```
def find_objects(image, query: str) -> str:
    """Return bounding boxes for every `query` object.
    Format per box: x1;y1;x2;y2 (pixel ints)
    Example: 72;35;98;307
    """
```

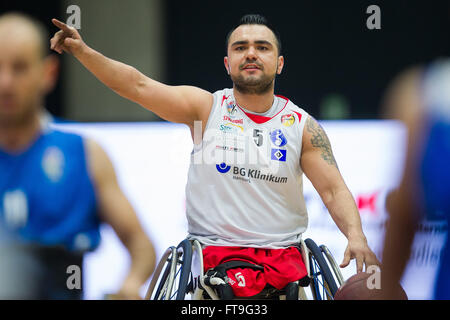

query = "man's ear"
224;56;230;74
42;54;60;94
277;55;284;75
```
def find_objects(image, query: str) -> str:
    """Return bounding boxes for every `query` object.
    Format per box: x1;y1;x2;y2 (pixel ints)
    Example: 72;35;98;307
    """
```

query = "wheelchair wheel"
305;238;339;300
320;244;345;287
146;239;192;300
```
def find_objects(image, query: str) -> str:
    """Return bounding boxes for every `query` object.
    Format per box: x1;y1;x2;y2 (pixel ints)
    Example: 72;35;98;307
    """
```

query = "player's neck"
233;88;275;114
0;114;42;154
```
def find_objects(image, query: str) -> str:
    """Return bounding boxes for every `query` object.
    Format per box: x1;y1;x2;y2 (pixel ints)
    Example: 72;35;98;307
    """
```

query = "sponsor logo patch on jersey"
271;149;287;162
223;115;244;125
269;129;287;147
42;146;65;182
215;164;288;183
215;145;244;153
216;163;231;173
227;102;238;115
220;123;244;133
281;114;295;127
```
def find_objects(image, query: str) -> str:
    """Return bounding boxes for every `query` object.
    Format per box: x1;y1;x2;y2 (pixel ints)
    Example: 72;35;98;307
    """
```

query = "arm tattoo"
306;116;338;168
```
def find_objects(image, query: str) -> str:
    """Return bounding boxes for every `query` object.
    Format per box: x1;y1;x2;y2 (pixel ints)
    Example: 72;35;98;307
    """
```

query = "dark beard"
231;72;275;95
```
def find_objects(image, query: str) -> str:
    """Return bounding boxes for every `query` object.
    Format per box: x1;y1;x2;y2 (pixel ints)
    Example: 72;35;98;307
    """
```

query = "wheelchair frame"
145;238;344;300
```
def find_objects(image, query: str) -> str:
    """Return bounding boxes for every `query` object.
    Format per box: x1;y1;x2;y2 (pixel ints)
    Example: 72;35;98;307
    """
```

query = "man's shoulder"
214;88;232;94
278;99;310;126
213;88;233;101
41;128;85;150
275;94;309;114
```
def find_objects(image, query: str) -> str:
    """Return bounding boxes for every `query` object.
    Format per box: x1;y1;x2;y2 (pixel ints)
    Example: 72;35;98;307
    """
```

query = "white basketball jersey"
186;88;310;248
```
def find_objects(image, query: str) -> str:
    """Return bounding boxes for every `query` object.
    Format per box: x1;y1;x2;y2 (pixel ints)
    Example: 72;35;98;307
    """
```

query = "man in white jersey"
51;14;379;297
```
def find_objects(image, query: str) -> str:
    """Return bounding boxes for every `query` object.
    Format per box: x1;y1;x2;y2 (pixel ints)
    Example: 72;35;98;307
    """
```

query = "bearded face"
230;59;277;95
225;24;283;95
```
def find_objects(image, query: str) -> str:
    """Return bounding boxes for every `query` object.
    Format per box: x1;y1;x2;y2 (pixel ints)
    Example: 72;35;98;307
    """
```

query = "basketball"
334;272;408;300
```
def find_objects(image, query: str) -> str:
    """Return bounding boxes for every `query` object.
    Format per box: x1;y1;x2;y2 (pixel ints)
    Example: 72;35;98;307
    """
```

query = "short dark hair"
225;14;282;56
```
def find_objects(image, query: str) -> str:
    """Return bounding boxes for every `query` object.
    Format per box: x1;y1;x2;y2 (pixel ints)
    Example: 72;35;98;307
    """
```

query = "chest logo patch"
42;146;65;182
271;149;287;162
270;129;287;147
281;114;295;127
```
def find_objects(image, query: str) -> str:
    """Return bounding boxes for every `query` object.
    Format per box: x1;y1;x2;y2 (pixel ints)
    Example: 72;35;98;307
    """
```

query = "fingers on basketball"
334;272;408;300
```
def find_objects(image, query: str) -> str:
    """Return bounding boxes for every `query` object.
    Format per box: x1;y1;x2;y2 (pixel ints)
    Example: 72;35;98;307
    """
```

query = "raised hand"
50;18;85;56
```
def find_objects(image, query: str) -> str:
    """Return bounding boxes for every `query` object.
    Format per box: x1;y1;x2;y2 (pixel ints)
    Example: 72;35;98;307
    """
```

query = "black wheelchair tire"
305;238;339;299
153;239;193;300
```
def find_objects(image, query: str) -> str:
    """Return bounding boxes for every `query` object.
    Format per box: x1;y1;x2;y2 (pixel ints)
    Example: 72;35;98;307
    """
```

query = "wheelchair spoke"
170;264;183;300
147;240;193;300
311;257;333;300
157;277;169;300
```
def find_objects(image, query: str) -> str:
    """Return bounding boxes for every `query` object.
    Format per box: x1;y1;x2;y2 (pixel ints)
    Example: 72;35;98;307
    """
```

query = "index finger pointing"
52;18;71;32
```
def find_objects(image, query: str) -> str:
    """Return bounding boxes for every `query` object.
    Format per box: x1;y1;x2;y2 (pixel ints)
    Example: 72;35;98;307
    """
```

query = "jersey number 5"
253;129;264;147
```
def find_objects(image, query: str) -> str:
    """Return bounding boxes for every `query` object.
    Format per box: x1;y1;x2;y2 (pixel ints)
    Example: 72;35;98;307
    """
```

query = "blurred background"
1;0;449;122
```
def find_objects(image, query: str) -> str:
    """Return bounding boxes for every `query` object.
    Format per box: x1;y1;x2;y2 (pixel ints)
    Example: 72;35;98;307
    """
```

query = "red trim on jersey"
221;94;231;106
237;95;290;124
275;94;290;102
292;110;303;122
240;112;272;124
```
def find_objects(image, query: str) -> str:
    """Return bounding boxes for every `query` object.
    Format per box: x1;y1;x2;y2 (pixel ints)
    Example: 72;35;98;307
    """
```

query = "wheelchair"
145;238;345;300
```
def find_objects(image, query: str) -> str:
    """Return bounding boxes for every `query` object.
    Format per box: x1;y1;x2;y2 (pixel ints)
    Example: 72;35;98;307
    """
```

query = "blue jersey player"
0;13;155;299
381;59;450;299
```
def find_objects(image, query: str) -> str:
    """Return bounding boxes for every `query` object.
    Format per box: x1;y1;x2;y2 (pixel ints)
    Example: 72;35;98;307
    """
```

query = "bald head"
0;12;59;128
0;12;50;61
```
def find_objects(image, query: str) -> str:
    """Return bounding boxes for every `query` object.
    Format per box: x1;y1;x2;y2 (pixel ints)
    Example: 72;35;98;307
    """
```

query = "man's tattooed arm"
305;116;338;168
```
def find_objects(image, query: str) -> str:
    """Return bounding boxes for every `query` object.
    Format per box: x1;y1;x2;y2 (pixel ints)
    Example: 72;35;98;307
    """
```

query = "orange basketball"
334;272;408;300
